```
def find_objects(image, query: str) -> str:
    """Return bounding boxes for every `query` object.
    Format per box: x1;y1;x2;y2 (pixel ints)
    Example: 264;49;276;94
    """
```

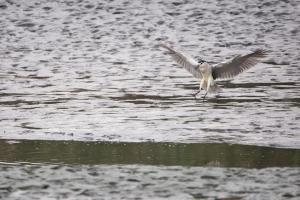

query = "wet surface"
1;0;300;199
0;0;299;147
0;139;300;168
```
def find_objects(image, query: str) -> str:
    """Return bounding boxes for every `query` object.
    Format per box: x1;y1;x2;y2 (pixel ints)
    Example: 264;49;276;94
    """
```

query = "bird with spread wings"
160;43;268;99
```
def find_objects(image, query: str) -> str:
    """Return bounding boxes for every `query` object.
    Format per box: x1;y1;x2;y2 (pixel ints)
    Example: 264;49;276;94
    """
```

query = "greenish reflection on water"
0;139;299;168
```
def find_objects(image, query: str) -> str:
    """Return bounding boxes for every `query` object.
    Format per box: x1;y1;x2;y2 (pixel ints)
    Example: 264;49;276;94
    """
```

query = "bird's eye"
198;59;205;64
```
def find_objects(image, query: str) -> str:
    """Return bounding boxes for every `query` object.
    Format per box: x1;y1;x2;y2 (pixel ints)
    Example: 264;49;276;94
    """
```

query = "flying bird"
160;43;268;99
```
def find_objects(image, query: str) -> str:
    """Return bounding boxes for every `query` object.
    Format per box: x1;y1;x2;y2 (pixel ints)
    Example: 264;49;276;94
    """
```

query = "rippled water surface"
0;0;299;147
1;164;299;200
0;0;299;199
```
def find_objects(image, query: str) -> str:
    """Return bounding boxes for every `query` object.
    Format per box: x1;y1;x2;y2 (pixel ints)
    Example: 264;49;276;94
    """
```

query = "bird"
159;43;268;99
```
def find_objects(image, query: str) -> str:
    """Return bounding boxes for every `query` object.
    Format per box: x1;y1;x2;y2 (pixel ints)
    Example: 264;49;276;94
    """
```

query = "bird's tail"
210;84;222;93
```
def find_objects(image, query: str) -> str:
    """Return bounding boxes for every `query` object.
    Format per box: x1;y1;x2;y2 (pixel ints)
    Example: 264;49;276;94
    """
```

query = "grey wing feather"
212;49;268;80
160;43;202;79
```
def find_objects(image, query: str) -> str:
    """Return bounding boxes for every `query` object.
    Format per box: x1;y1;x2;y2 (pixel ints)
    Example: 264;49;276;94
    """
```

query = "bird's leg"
202;91;208;101
202;77;211;101
194;79;204;98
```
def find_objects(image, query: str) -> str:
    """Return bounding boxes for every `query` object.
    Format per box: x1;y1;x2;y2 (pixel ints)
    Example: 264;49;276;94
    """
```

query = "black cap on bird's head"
198;58;206;64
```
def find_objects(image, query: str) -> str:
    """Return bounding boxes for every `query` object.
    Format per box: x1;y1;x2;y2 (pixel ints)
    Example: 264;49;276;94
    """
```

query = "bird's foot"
193;89;201;98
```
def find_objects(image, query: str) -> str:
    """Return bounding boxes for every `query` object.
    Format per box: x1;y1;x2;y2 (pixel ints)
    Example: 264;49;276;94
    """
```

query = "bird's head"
198;60;209;74
198;58;206;64
198;58;207;73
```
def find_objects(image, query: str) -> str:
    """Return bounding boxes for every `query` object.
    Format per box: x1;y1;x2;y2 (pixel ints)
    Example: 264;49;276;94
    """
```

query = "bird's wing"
160;43;202;79
212;49;268;80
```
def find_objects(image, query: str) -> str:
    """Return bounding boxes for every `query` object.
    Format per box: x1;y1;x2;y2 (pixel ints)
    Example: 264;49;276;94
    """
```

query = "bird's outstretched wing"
160;43;202;79
212;49;268;80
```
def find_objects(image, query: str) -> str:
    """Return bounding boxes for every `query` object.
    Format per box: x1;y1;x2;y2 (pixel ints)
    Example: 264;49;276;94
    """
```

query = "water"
0;0;299;199
1;164;299;200
1;139;300;167
0;139;299;199
0;0;299;147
